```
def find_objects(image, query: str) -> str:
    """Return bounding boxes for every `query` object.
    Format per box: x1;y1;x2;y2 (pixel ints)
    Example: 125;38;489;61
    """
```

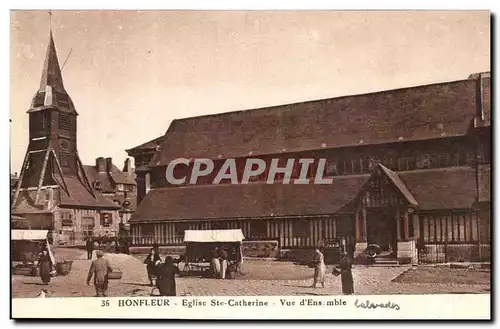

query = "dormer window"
93;180;102;191
33;92;46;108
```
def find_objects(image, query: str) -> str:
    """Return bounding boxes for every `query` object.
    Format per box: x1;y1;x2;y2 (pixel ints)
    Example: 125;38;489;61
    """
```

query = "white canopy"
184;229;245;243
11;229;49;241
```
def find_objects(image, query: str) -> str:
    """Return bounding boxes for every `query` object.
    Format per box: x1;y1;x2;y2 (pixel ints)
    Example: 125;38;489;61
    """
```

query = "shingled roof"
130;165;488;222
130;175;370;222
149;78;480;167
126;135;166;154
58;176;120;209
399;166;488;210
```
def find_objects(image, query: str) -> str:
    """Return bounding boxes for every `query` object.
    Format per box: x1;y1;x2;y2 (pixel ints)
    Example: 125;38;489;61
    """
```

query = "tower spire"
39;12;65;94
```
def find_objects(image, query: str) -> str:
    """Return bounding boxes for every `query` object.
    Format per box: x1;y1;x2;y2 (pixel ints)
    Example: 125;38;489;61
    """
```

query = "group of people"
144;247;180;296
85;235;130;260
210;247;231;279
310;248;354;295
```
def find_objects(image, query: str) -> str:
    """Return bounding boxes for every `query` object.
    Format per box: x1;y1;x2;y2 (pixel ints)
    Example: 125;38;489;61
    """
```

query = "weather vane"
47;10;52;31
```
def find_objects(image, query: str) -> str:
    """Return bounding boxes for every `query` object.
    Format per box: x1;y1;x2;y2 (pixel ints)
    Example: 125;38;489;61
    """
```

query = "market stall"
182;229;244;276
11;229;56;276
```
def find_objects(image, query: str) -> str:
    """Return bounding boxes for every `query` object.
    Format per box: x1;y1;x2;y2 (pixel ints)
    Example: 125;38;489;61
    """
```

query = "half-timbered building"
128;72;491;263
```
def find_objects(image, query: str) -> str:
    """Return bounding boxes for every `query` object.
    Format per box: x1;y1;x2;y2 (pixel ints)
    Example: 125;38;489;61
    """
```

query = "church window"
59;113;71;131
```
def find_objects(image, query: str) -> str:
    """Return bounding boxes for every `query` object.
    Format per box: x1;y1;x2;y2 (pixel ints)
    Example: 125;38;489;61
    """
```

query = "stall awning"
11;229;49;241
184;229;245;243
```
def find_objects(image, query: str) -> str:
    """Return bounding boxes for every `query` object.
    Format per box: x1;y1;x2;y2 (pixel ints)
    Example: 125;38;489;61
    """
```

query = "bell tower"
12;29;95;207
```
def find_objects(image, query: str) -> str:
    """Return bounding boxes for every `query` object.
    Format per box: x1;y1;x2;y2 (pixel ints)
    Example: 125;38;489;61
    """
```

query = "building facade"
11;31;121;245
128;73;491;263
83;157;137;227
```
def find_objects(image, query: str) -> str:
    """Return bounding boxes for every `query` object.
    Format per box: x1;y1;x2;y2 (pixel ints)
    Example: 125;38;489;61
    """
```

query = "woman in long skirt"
337;251;354;295
311;248;326;288
210;248;221;278
38;250;52;285
156;256;180;296
144;248;161;286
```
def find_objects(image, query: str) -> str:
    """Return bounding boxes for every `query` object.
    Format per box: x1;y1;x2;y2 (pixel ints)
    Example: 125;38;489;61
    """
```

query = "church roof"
126;135;166;154
39;31;65;94
130;166;489;223
148;77;483;167
27;30;76;114
130;175;370;222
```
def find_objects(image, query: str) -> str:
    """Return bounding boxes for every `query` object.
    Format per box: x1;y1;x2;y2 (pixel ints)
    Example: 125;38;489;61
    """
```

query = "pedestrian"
144;248;161;286
86;250;112;297
210;248;221;278
218;248;229;279
310;248;326;288
334;251;354;295
38;249;52;285
86;236;94;260
156;256;180;296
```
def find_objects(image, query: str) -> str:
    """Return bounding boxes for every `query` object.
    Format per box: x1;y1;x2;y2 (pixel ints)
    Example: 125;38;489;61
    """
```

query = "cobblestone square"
11;249;490;298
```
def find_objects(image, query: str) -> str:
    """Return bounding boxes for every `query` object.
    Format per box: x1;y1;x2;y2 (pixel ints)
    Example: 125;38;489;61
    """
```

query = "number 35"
101;300;110;307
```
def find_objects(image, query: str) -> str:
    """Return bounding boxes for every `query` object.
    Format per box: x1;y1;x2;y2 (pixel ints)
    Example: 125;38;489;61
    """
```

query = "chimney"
123;158;132;175
44;187;54;211
105;157;113;172
96;157;106;172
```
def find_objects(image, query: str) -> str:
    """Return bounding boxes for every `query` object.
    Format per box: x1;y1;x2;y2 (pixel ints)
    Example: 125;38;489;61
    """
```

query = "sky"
9;10;490;173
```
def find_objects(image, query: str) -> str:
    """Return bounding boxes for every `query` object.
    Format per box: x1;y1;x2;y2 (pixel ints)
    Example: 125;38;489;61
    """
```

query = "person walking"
218;248;229;279
144;248;161;286
38;249;52;285
335;251;354;295
86;250;112;297
156;256;180;296
311;248;326;288
210;248;221;278
86;236;94;260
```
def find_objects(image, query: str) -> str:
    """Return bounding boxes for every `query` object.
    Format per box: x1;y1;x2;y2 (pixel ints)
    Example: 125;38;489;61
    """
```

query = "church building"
128;72;491;264
11;30;121;245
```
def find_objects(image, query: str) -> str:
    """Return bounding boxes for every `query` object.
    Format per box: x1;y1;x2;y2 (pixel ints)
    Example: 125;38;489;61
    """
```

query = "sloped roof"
126;135;166;154
11;189;57;214
399;167;484;210
149;78;479;167
130;175;370;222
84;164;136;189
378;164;418;206
59;176;120;209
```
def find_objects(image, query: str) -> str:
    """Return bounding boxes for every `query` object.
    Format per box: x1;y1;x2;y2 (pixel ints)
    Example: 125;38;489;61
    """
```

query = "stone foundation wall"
397;240;417;265
241;240;279;258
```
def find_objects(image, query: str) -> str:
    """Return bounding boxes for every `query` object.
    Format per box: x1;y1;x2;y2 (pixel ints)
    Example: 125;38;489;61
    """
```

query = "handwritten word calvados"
354;299;400;311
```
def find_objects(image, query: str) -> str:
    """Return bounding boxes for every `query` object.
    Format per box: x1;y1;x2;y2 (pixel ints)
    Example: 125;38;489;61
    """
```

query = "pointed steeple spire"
39;30;65;94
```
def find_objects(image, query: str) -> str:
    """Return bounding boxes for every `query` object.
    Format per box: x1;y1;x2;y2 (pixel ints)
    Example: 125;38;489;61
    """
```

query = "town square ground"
11;249;490;298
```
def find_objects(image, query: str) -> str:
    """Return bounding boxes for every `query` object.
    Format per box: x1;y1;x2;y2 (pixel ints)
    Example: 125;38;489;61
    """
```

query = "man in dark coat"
86;236;94;260
38;250;52;285
87;250;112;297
337;251;354;295
156;256;180;296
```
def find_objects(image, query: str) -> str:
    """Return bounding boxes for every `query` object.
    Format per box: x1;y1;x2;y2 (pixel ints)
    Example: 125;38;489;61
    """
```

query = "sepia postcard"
9;9;491;320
